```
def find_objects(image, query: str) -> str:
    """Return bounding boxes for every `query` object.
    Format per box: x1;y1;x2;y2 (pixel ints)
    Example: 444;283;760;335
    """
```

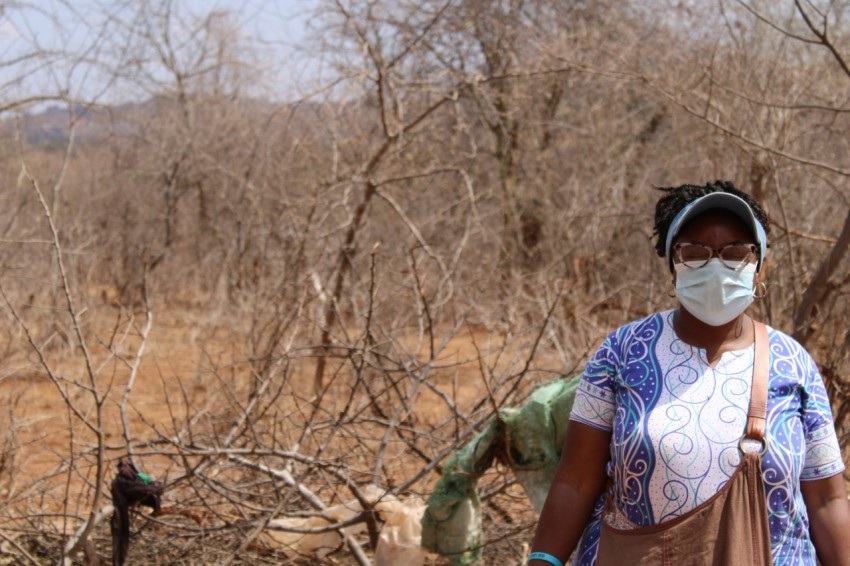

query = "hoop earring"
666;280;676;298
753;281;767;300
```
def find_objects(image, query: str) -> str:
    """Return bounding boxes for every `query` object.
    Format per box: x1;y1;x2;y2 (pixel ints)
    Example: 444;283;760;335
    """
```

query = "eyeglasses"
673;243;757;270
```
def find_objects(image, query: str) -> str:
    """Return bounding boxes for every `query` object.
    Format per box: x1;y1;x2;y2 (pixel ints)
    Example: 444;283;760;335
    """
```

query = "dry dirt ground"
0;303;543;564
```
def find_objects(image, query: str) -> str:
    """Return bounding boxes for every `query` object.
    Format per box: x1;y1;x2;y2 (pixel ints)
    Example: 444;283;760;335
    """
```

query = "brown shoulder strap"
745;321;770;440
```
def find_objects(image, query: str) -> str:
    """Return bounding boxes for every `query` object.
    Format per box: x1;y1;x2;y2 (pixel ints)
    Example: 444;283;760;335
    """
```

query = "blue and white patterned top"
570;310;844;565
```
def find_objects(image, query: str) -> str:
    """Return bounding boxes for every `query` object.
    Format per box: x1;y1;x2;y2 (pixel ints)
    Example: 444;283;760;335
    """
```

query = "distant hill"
1;96;306;147
0;103;113;146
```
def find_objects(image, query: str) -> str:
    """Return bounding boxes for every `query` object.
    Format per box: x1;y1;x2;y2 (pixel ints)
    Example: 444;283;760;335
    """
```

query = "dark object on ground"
111;460;163;566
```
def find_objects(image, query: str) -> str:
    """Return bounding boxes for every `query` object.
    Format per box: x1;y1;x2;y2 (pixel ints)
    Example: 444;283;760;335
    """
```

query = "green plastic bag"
421;377;580;564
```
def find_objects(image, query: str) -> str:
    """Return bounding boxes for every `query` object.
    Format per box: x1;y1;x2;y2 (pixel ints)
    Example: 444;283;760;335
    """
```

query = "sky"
0;0;325;109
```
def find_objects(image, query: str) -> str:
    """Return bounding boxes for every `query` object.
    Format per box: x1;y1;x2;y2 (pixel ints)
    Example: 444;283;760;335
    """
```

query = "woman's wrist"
528;551;564;566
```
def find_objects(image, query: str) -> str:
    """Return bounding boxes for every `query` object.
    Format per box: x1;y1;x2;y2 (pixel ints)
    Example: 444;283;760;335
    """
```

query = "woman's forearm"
802;474;850;566
529;479;601;564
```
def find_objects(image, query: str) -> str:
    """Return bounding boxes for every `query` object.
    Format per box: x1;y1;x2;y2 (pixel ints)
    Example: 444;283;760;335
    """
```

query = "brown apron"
597;321;773;566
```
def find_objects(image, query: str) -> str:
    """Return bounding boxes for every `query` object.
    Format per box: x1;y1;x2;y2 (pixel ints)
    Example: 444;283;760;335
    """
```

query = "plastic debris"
263;484;430;565
421;377;580;564
111;460;163;566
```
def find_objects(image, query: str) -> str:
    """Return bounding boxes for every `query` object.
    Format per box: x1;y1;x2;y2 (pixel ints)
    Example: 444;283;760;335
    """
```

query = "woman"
529;182;850;566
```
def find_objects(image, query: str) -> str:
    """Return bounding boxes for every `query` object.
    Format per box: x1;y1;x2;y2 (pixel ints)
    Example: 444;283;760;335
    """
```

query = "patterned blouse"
569;310;844;565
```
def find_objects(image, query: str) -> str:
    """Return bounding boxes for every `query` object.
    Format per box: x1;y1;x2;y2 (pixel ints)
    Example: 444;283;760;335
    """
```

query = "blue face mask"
675;259;756;326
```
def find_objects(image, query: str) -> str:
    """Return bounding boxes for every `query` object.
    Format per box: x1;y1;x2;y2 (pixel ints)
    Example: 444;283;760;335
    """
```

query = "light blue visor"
665;192;767;272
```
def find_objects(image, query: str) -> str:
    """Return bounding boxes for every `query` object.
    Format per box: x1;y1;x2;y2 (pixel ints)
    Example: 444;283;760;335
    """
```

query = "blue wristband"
529;551;564;566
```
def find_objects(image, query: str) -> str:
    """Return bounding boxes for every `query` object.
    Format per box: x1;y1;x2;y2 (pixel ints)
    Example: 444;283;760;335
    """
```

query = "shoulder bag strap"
745;320;770;441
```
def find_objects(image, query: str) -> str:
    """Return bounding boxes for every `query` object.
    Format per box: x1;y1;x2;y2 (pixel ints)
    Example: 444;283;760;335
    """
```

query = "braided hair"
653;180;771;259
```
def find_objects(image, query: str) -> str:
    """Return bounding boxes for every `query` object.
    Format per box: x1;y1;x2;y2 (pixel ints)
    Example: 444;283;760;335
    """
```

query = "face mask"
674;259;757;326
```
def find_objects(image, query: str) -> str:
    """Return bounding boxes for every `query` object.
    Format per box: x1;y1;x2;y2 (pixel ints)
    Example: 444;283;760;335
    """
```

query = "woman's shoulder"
615;310;672;336
763;323;809;354
604;310;672;349
760;322;820;374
